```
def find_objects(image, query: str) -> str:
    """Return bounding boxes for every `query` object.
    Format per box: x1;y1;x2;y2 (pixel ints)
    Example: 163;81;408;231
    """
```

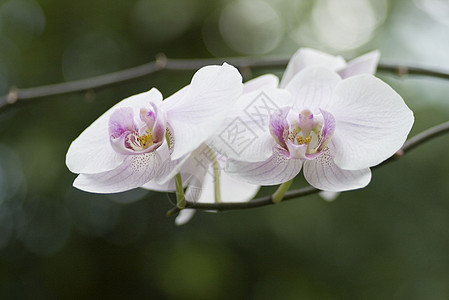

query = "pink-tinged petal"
109;107;137;138
161;63;243;160
286;140;308;159
109;131;163;156
285;66;341;113
318;109;336;151
338;50;380;78
73;149;168;193
140;102;167;143
209;87;292;163
108;106;164;156
280;48;346;88
225;148;302;185
328;75;414;170
243;74;279;93
269;107;290;149
303;148;372;192
66;88;163;174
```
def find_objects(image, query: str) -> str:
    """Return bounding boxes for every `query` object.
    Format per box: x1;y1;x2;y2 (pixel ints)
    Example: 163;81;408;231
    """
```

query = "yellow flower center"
296;135;312;145
137;133;153;149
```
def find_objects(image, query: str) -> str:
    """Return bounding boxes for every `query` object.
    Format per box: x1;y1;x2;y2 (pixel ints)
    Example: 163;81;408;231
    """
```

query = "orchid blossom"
280;48;381;200
66;63;243;193
280;47;380;88
141;75;279;224
223;66;414;192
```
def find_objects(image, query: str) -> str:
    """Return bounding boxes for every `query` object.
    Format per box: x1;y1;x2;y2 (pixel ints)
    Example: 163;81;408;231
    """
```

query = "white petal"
219;171;260;202
154;153;191;185
303;148;372;192
189;170;260;204
141;179;176;192
141;151;200;192
177;162;259;225
319;191;340;202
184;167;208;203
285;66;341;113
177;149;259;224
225;148;303;185
175;209;196;226
209;87;291;162
154;143;212;185
328;75;414;170
73;149;165;193
162;63;243;160
280;48;346;88
338;50;380;78
66;88;163;174
243;74;279;93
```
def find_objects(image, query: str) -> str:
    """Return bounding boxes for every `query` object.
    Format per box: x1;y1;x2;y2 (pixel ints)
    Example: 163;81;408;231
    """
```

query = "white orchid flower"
280;47;380;88
66;63;243;193
142;74;279;224
224;66;414;192
281;48;381;200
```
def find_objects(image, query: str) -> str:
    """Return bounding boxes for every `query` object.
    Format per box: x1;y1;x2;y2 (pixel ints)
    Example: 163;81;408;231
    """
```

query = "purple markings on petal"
109;107;137;138
151;106;167;143
269;107;290;150
140;102;167;144
140;103;157;128
318;109;336;151
109;104;167;156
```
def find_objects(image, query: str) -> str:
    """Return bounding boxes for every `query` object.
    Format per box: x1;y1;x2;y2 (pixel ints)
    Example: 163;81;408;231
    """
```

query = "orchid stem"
164;131;185;209
175;173;186;209
272;179;294;204
207;147;222;203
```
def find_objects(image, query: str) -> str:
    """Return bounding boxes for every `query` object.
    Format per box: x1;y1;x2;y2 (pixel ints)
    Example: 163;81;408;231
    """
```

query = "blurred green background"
1;0;449;298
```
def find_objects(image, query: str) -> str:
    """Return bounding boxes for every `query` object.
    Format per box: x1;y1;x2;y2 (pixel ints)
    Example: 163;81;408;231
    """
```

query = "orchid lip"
109;104;167;155
269;107;335;160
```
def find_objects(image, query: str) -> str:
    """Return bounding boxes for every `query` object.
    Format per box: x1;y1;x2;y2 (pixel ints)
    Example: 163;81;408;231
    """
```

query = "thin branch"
167;120;449;216
378;63;449;81
1;54;449;110
166;186;318;216
0;55;289;110
402;121;449;153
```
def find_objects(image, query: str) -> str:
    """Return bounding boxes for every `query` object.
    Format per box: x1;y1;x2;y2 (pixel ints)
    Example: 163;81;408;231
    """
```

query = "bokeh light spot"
17;198;71;256
0;0;45;48
61;33;123;81
66;189;121;237
311;0;386;51
219;0;283;55
131;0;197;44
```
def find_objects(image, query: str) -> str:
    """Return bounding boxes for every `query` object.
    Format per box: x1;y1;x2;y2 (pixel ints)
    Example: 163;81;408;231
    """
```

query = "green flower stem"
207;147;222;203
272;179;294;204
165;131;185;209
175;173;186;209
